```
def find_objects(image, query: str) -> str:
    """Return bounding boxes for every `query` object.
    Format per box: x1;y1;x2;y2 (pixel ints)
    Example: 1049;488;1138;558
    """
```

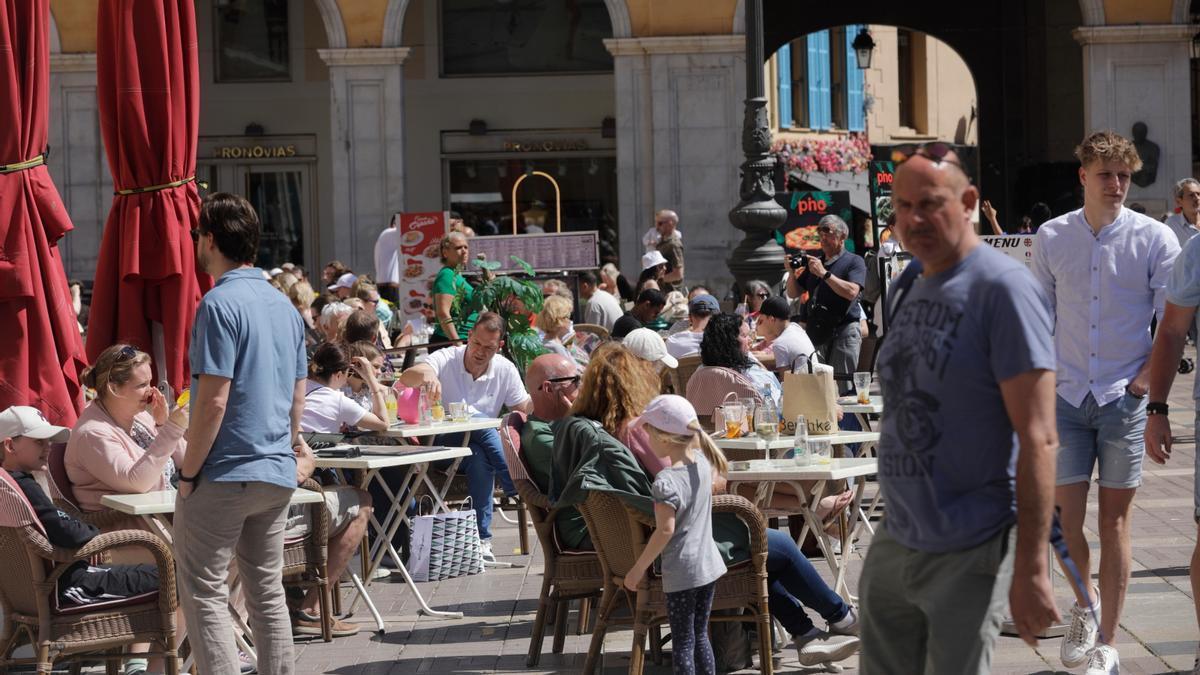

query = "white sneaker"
1061;599;1100;668
829;606;859;636
371;567;392;580
1085;644;1119;675
481;539;496;564
794;631;861;666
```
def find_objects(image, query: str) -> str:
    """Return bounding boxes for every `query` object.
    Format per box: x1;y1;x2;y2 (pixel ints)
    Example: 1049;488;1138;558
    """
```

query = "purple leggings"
665;581;717;675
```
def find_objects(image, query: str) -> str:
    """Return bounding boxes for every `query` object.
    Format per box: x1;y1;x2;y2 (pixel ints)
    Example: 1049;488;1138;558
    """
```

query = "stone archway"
47;7;60;54
310;0;347;49
381;0;633;46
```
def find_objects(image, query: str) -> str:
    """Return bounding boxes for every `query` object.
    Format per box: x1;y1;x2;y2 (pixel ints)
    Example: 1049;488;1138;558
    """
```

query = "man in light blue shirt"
174;193;309;675
1031;131;1180;674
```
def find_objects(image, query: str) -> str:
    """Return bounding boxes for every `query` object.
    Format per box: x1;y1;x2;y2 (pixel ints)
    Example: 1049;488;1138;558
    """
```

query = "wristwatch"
178;472;199;483
1146;401;1169;416
822;270;833;280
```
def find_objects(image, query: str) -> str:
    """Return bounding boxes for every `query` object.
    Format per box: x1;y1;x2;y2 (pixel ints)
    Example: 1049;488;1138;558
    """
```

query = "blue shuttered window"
845;25;865;131
777;44;793;128
807;31;831;130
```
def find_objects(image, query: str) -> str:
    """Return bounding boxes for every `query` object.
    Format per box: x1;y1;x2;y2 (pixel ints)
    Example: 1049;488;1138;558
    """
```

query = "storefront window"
214;0;290;82
441;0;614;76
447;157;619;262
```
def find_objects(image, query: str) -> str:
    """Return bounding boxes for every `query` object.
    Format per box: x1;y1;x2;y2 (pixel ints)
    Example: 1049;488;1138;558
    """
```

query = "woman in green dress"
431;231;478;344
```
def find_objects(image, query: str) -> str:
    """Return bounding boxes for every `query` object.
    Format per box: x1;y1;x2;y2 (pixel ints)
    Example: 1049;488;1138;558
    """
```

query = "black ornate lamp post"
727;0;787;290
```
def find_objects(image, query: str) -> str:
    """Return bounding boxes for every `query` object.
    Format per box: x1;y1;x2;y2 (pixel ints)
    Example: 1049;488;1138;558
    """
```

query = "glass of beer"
853;372;872;404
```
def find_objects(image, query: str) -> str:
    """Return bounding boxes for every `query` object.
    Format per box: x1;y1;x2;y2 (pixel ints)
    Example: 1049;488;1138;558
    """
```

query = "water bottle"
419;385;432;425
793;415;812;466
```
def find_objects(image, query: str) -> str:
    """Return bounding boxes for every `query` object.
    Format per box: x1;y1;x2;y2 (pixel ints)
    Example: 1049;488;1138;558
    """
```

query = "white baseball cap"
329;272;357;291
630;395;698;436
623;328;679;369
0;406;70;443
641;250;668;271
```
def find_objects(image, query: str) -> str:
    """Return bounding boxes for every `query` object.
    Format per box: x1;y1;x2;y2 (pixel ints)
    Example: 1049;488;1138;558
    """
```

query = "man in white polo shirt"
400;312;532;562
755;296;819;374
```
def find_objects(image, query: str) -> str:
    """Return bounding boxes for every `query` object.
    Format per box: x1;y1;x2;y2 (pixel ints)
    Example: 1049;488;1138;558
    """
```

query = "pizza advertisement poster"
774;190;853;254
397;211;449;318
868;160;895;249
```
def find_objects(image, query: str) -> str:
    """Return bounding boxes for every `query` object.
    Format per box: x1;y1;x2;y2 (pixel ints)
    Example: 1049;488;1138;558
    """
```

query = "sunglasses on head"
890;142;970;177
115;345;138;362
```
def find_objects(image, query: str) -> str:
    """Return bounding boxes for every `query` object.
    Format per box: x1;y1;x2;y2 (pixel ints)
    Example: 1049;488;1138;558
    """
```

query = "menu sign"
396;211;449;318
980;235;1035;268
468;232;600;273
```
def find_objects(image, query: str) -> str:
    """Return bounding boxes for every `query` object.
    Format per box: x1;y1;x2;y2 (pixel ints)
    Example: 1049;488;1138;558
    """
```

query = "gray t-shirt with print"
877;244;1055;553
651;451;726;593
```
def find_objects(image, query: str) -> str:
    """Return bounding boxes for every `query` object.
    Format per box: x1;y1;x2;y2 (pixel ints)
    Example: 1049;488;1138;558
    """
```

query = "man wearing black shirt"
613;288;667;339
785;215;867;392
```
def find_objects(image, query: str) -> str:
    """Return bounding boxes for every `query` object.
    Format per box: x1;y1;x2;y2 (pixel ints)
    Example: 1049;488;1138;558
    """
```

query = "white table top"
715;430;880;451
101;488;323;516
313;445;471;470
837;398;884;414
727;457;878;481
377;418;502;438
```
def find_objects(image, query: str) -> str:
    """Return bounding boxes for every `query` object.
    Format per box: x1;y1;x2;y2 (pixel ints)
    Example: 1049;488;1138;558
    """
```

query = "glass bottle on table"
419;384;432;425
792;415;811;466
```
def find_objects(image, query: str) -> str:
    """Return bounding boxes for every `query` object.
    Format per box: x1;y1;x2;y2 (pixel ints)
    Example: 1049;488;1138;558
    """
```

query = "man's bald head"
526;354;575;390
892;149;980;275
526;354;580;420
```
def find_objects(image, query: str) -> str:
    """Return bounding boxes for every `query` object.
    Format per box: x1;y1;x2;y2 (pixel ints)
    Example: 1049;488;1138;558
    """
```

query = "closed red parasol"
86;0;209;396
0;0;87;425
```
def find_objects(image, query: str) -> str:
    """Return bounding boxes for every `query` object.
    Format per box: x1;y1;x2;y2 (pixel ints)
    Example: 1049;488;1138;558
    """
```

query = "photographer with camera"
785;215;867;393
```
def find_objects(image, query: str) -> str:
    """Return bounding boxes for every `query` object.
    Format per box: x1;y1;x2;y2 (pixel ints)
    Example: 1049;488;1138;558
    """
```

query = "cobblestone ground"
38;349;1200;673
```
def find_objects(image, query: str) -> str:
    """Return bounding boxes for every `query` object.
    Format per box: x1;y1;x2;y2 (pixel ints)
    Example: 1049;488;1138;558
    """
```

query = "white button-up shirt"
1031;207;1180;407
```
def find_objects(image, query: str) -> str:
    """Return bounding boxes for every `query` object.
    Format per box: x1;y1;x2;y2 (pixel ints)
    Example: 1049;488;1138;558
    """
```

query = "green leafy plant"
464;255;546;376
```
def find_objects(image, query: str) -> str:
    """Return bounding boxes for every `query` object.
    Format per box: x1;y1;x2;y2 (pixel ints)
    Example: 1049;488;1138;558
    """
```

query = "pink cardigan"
64;402;187;512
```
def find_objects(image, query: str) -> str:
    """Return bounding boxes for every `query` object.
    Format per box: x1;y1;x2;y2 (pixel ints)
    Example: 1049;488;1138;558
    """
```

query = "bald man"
521;354;581;491
653;209;684;293
859;146;1060;673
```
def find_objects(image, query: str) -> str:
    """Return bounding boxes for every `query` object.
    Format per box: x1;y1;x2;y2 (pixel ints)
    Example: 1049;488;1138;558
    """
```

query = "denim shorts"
1055;392;1146;489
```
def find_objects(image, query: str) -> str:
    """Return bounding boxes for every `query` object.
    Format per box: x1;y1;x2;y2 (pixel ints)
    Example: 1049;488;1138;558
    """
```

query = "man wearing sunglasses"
519;354;582;493
860;144;1061;673
1031;131;1180;674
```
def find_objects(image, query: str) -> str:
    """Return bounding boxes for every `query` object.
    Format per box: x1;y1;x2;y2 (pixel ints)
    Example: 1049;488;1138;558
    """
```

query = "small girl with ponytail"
623;394;729;675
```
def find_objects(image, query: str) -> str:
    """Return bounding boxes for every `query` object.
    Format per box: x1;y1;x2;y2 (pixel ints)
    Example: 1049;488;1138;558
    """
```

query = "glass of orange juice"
722;403;744;438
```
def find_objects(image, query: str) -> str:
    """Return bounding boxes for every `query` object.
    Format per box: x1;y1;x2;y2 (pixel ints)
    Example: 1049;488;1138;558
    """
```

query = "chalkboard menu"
469;232;600;272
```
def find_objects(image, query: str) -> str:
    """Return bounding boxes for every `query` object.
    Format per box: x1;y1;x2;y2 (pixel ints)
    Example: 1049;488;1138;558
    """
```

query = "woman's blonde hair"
288;280;316;310
644;421;729;475
538;295;573;335
81;344;151;399
570;343;660;435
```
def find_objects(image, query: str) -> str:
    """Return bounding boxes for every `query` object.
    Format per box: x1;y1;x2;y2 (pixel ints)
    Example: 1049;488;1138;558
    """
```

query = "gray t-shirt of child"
651;452;727;593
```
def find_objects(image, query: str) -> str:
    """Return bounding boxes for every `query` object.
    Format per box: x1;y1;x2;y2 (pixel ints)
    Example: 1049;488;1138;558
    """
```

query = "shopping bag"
407;499;484;582
780;354;838;436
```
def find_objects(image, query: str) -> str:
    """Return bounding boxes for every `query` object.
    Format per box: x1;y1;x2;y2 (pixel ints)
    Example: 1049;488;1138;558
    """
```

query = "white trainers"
794;631;861;666
481;539;496;564
1061;599;1100;668
1085;644;1119;675
829;606;859;636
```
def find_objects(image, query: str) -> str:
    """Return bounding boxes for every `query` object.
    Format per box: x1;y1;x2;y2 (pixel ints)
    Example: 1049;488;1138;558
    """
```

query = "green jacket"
550;416;750;564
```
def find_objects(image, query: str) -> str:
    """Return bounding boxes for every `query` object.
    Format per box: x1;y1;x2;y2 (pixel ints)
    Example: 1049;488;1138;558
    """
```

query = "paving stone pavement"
34;350;1200;673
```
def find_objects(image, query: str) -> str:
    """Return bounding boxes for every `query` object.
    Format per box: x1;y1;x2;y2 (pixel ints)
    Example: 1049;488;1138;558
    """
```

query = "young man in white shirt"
400;312;532;561
754;296;818;374
1031;130;1181;674
579;269;623;333
664;293;719;360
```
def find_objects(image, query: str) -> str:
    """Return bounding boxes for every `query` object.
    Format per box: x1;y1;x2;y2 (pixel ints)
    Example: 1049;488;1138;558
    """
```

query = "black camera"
788;253;808;270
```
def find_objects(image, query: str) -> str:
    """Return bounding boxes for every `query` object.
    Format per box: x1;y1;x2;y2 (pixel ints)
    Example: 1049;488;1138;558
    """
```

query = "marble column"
605;35;747;294
47;53;112;281
317;47;410;273
1074;25;1194;215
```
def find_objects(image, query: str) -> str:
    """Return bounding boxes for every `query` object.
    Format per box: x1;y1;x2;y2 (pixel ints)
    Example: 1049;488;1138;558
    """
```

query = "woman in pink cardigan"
65;344;189;513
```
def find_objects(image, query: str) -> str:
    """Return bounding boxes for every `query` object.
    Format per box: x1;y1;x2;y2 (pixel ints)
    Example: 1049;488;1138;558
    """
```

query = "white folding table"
726;458;878;600
315;445;472;626
101;488;323;672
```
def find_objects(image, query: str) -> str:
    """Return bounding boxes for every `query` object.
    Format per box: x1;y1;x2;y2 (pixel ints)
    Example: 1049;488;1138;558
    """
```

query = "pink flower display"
772;134;872;175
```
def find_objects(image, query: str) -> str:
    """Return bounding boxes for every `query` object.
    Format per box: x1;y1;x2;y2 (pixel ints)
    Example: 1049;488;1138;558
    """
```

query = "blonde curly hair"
570;342;661;436
1074;130;1142;172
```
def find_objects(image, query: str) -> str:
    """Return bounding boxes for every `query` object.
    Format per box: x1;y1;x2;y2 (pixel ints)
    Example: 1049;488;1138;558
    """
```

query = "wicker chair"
48;444;137;533
499;411;605;666
578;491;773;675
667;354;703;397
572;323;611;342
283;479;333;642
0;471;179;674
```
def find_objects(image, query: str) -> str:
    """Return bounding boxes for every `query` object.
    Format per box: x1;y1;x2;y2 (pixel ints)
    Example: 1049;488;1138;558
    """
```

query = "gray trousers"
859;524;1015;675
175;480;295;675
817;321;862;395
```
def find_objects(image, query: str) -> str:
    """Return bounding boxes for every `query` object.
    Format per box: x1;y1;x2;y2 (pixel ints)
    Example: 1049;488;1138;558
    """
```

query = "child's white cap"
630;395;698;436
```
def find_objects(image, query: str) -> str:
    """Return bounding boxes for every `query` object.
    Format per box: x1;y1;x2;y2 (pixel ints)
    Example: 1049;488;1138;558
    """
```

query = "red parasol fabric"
87;0;209;396
0;0;87;426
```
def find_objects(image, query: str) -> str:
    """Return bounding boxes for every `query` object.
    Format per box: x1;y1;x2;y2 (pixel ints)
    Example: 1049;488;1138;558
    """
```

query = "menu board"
396;211;449;319
980;235;1035;268
468;232;600;272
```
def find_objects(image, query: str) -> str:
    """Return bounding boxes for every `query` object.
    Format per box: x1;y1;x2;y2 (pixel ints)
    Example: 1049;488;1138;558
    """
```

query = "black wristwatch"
822;270;833;280
178;472;199;483
1146;401;1169;416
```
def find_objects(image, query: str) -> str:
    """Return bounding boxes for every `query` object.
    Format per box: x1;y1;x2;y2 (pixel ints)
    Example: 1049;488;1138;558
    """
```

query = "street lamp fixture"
852;28;875;70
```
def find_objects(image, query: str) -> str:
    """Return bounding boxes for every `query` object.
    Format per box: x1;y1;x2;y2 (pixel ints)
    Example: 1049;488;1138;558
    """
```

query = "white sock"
832;607;857;630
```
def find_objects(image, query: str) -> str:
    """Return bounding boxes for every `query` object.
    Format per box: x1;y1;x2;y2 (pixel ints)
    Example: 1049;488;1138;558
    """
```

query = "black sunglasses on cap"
890;142;970;177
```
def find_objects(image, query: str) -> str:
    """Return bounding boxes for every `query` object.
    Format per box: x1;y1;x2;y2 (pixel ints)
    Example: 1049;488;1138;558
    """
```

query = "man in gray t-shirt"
1145;232;1200;667
860;146;1061;674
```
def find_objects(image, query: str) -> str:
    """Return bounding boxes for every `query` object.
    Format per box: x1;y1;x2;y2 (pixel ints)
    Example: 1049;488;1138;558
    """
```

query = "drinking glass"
853;372;873;404
740;397;756;431
809;437;833;465
430;400;445;423
448;401;468;422
754;406;779;441
723;403;745;438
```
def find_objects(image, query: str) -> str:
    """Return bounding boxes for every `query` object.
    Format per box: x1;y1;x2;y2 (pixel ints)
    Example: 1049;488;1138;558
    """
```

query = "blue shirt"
1167;233;1200;402
1031;207;1179;407
877;244;1055;553
189;267;306;488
